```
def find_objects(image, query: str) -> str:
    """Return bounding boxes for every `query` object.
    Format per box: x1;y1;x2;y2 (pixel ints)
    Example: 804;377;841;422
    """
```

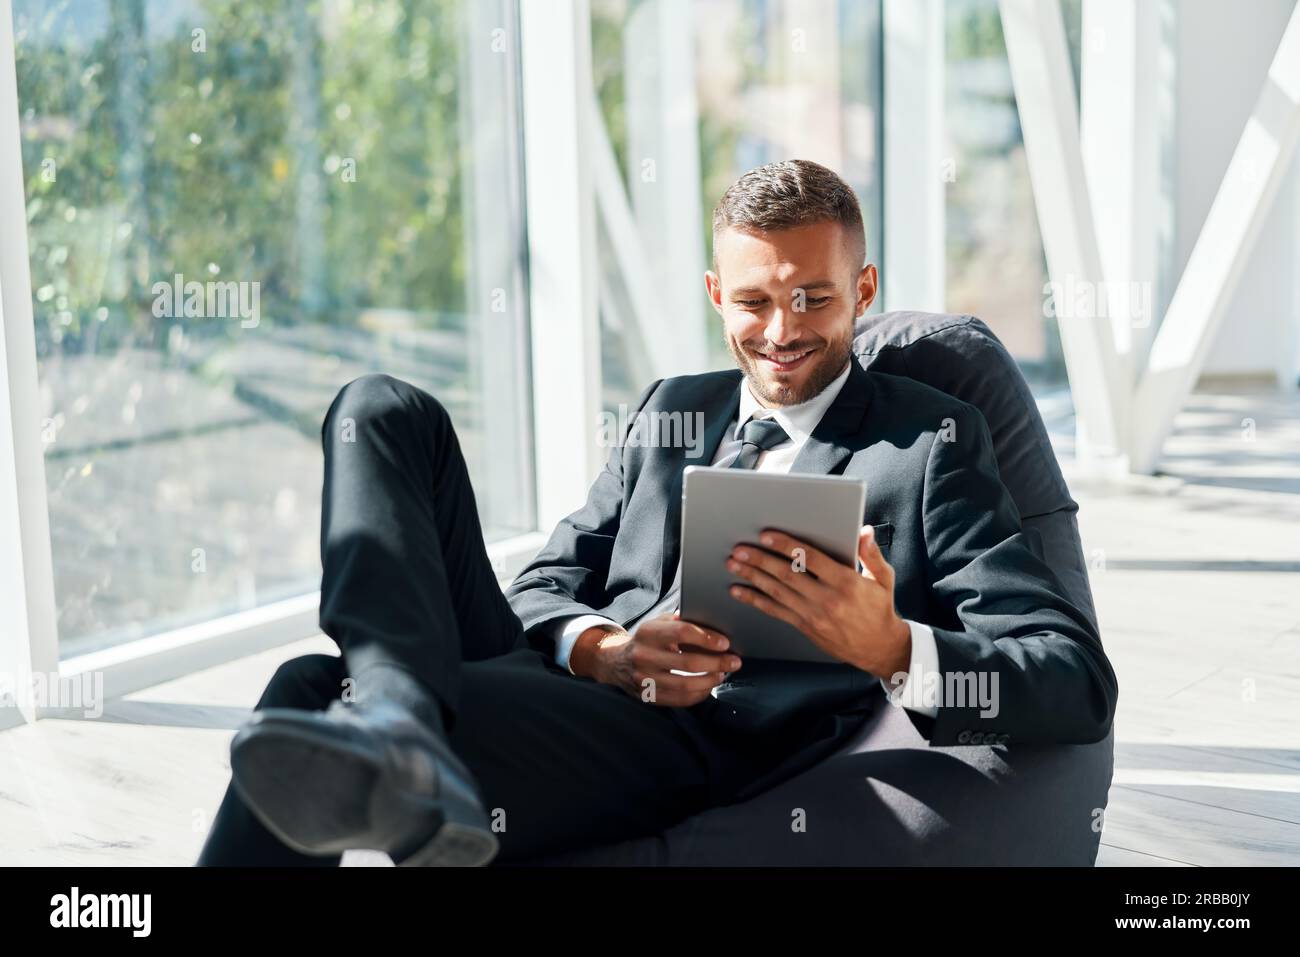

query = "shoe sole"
230;712;498;867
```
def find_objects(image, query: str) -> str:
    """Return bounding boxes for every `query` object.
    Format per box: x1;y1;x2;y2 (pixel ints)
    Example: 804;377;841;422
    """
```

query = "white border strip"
0;0;59;726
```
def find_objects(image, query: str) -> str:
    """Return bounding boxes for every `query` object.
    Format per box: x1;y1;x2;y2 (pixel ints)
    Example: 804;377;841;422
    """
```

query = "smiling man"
198;159;1117;868
712;196;868;405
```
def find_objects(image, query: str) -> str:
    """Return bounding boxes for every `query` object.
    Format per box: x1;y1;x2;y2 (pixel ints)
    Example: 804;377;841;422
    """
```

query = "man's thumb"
858;524;887;580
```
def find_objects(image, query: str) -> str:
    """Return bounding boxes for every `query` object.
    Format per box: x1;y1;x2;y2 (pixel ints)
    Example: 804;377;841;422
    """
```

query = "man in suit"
197;159;1117;867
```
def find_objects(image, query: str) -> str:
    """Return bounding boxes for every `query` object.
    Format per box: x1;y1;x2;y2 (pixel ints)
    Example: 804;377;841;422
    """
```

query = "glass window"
591;0;885;411
943;0;1082;397
13;0;532;655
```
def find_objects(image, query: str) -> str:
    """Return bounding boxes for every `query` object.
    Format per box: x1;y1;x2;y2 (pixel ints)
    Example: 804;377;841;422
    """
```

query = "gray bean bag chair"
515;311;1115;866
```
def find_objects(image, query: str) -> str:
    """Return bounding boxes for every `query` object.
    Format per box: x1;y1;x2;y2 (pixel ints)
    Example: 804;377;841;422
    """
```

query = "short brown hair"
710;159;866;271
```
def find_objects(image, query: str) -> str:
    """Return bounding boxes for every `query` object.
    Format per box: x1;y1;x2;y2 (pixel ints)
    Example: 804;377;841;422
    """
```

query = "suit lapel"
788;360;874;476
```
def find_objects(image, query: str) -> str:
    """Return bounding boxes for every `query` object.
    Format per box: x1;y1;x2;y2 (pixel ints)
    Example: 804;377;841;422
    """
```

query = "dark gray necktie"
728;417;790;470
630;415;791;633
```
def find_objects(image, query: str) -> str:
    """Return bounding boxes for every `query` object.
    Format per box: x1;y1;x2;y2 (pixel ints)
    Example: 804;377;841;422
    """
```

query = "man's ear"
855;263;878;318
704;270;725;317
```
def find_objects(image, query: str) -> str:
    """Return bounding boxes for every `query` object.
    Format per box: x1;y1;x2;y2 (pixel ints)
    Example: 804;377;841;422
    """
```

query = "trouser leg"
198;648;846;865
202;371;529;865
318;373;525;729
448;650;844;862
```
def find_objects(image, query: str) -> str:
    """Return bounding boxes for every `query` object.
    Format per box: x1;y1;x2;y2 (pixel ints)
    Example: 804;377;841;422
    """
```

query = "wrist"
868;616;912;681
569;623;626;679
888;616;912;677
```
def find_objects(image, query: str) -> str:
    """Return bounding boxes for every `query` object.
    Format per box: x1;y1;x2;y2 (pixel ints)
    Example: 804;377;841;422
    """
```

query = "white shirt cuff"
879;620;940;718
553;614;622;674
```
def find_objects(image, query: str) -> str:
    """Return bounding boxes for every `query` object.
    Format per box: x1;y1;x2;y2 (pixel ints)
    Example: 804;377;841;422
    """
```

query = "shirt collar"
735;359;853;446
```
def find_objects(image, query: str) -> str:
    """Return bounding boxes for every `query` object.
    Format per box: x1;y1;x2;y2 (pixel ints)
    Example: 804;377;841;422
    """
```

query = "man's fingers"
754;529;851;582
656;671;727;704
858;524;891;583
727;552;813;610
642;616;729;651
676;620;730;650
629;670;726;707
729;583;805;630
640;646;741;676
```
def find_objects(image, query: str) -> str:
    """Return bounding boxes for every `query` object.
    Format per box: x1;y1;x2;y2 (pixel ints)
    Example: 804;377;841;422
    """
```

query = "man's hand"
726;525;911;680
570;613;741;707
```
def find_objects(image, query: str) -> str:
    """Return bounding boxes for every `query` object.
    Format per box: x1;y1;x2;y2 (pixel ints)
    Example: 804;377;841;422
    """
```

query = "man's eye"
736;299;765;307
806;296;831;307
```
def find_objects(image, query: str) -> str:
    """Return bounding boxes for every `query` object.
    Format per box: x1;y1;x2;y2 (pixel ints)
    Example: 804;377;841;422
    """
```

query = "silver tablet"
678;466;868;663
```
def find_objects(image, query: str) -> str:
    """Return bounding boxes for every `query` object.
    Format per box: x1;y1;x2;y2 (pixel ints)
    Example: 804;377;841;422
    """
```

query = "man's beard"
725;324;855;406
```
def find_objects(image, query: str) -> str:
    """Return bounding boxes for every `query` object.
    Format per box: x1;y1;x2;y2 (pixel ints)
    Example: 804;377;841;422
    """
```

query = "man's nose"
763;307;802;346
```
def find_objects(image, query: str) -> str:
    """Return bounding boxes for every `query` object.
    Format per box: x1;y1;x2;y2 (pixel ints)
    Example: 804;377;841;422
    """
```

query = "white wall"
1174;0;1299;385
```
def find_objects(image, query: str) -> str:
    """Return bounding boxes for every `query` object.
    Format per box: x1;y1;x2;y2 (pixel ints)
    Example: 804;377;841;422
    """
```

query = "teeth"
763;351;808;363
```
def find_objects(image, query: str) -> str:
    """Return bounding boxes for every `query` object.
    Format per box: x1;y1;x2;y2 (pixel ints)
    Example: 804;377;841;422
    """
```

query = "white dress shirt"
550;361;939;718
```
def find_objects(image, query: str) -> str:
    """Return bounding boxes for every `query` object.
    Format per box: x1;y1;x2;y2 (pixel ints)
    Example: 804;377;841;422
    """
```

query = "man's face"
705;220;877;407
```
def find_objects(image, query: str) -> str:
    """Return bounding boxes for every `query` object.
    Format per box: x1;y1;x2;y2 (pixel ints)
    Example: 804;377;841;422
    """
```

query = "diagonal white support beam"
595;253;654;389
1000;0;1126;466
1130;3;1300;474
589;92;677;383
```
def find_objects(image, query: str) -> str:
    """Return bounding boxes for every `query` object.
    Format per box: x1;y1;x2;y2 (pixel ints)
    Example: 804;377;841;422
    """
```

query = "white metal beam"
519;0;603;529
1080;0;1166;364
883;0;945;312
1000;0;1127;468
0;0;59;726
1130;2;1300;472
460;0;535;535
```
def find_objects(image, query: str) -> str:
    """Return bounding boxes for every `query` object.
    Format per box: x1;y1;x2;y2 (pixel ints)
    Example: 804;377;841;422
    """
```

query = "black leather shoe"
229;698;498;866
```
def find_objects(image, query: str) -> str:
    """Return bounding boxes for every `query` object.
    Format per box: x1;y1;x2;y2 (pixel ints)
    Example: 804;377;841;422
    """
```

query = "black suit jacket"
505;362;1118;747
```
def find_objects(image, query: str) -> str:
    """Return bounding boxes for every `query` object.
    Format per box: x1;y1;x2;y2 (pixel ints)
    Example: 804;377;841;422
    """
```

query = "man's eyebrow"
729;280;838;297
